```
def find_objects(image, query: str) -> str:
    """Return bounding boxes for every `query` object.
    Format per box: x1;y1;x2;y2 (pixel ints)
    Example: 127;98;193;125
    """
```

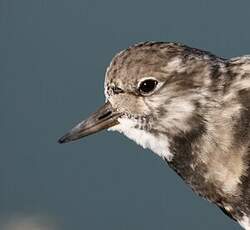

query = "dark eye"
139;79;158;94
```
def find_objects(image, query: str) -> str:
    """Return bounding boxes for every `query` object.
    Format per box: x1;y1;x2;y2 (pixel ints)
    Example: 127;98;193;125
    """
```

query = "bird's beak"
58;101;121;144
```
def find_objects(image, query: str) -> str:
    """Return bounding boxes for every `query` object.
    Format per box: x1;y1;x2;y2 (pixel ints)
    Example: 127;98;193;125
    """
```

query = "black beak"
58;101;121;144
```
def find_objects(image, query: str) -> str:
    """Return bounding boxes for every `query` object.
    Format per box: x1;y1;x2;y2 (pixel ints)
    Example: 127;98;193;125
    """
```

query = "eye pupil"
139;79;158;94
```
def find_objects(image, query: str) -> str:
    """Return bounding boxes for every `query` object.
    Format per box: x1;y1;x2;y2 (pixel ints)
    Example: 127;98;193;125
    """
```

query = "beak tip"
58;135;69;144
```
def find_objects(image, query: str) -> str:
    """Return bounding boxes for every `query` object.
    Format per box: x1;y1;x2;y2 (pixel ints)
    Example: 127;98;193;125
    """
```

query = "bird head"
58;42;214;160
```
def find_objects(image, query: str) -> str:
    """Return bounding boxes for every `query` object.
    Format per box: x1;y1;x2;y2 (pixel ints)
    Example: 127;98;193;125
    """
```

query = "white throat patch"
108;117;173;161
239;215;250;230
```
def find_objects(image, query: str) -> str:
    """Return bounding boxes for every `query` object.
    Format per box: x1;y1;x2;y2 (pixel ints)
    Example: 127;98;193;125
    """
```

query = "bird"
58;41;250;229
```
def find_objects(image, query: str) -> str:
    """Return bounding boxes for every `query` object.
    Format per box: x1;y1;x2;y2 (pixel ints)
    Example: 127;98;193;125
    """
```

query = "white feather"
239;215;250;230
109;117;173;161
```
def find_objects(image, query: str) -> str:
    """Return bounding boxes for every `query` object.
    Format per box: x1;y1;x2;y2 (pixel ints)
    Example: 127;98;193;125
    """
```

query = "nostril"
113;87;124;94
98;111;112;120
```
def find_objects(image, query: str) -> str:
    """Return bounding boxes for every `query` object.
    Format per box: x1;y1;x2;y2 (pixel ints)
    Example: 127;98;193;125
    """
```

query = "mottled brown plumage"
59;42;250;229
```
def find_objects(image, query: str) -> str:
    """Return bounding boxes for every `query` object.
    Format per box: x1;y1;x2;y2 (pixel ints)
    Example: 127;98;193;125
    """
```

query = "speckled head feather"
59;41;250;230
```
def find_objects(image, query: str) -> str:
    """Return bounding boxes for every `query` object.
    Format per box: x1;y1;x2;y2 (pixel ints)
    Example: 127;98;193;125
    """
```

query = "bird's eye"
138;79;158;95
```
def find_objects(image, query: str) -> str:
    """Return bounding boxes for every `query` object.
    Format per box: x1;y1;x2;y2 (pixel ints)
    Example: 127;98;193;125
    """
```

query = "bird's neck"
111;100;250;222
167;96;250;222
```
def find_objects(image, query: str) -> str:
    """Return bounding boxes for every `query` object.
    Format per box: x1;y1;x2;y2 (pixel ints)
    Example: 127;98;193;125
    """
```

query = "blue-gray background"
1;0;249;229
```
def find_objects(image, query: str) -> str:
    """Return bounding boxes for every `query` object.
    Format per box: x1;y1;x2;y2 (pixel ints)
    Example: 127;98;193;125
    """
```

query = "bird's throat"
109;117;174;161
